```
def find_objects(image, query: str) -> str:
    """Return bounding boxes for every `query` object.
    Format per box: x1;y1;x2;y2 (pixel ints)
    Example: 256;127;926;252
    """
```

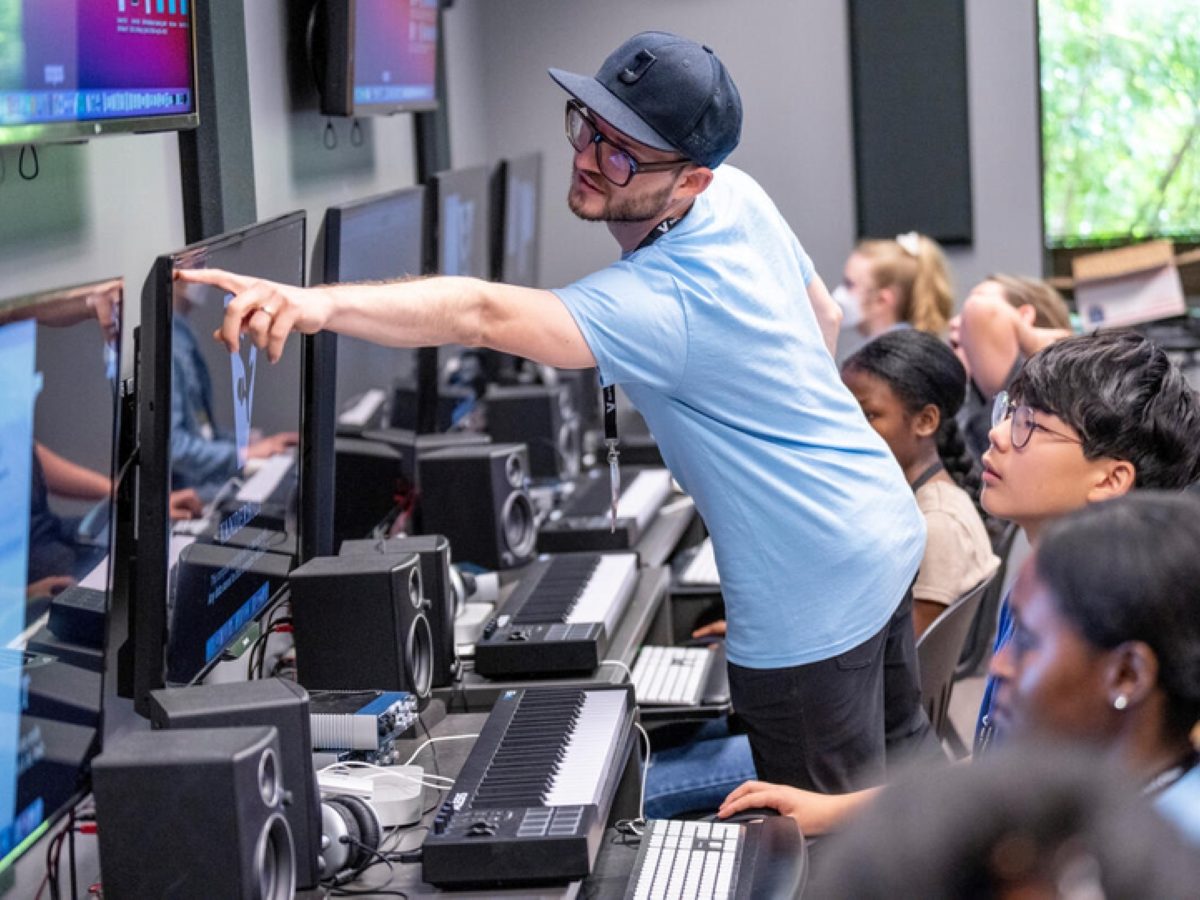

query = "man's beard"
568;174;676;223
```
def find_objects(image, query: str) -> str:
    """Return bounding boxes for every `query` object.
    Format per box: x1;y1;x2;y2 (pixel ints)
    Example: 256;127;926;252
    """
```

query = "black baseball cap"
548;31;742;170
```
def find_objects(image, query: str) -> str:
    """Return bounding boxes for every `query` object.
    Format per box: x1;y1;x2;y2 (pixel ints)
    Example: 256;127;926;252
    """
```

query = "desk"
633;495;698;569
435;566;671;713
308;700;646;899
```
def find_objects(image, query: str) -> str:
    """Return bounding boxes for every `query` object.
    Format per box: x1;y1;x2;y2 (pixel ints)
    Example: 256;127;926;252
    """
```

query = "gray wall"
446;0;1043;297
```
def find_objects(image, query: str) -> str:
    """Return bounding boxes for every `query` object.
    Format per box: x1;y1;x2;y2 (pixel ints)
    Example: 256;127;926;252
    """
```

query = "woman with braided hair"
841;329;998;636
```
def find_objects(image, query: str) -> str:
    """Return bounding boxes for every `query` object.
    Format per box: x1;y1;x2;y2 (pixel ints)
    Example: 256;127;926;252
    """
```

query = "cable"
319;759;453;791
401;734;479;768
599;658;634;682
635;721;652;826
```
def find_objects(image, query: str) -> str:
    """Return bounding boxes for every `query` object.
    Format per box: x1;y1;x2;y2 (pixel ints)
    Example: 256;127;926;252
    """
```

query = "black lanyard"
600;210;689;448
910;461;944;493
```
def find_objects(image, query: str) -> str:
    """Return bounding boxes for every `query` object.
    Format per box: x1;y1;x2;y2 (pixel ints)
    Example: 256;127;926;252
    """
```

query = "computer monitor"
311;0;439;118
317;186;426;431
0;0;198;147
491;152;542;286
0;278;123;874
131;211;317;708
430;165;491;280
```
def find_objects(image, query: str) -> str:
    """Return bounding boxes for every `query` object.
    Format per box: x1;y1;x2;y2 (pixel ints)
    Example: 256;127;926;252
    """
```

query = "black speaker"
288;552;434;695
359;426;492;488
93;726;294;900
485;384;581;481
418;443;537;570
390;381;473;432
147;679;322;890
333;436;407;546
339;534;460;687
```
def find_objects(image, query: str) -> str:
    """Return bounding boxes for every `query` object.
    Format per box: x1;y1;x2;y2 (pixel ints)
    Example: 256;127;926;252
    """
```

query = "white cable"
402;733;480;768
318;759;453;791
635;721;652;826
599;658;634;682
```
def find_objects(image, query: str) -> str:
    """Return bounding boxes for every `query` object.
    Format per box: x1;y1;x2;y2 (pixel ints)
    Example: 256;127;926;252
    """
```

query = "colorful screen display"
352;0;437;112
0;0;196;142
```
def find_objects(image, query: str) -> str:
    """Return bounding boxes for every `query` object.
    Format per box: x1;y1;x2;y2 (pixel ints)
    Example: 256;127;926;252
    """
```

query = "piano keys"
422;685;637;888
473;552;639;678
537;467;673;553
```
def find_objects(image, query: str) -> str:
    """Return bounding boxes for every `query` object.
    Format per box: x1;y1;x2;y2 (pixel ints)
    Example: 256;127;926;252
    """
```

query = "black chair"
954;521;1019;680
916;574;995;751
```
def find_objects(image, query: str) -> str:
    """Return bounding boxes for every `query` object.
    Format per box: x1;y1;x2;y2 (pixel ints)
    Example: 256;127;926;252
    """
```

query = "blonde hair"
855;233;954;335
985;274;1071;330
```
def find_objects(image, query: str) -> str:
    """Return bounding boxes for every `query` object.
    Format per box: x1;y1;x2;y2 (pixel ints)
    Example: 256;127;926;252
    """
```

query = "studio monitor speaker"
288;552;433;696
338;533;459;687
485;384;581;481
147;678;322;890
418;442;537;570
92;726;294;900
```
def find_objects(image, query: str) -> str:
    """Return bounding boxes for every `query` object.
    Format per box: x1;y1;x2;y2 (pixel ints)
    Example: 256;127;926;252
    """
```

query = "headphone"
319;794;383;886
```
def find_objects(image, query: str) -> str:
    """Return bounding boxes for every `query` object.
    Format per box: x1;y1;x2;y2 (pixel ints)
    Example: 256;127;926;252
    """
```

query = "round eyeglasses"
565;101;689;188
991;390;1083;450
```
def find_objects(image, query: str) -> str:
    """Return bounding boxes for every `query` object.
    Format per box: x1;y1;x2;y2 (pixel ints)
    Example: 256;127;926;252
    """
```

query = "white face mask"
831;283;864;330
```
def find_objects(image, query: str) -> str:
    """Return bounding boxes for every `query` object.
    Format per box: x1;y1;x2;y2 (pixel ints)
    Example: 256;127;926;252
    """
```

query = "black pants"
727;587;942;793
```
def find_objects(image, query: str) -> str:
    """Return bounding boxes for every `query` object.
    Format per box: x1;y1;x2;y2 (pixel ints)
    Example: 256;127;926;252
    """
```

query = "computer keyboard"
632;645;715;707
625;819;743;899
678;537;719;586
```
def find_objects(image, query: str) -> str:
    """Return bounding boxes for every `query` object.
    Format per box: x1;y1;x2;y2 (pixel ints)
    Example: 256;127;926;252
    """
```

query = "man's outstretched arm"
175;269;597;370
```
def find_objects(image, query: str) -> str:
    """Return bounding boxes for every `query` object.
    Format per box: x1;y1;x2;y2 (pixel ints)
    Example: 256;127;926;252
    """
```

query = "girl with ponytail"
842;329;998;636
832;232;954;338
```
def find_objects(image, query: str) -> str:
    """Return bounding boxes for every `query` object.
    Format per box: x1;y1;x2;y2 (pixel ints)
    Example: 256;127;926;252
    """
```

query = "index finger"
174;267;252;293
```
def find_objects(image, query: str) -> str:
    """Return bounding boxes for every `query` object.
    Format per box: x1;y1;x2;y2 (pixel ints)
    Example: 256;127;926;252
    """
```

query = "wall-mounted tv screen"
1040;0;1200;247
313;0;439;118
0;0;198;146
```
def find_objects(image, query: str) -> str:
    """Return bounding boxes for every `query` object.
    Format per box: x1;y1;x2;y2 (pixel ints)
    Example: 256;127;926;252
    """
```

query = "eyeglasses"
991;390;1084;450
565;101;689;187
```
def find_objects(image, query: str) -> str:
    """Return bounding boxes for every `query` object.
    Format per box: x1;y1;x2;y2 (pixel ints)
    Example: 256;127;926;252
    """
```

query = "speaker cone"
406;614;434;699
500;491;537;563
256;813;296;900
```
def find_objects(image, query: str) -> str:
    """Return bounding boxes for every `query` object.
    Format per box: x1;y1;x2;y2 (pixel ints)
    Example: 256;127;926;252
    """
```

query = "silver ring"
259;305;277;318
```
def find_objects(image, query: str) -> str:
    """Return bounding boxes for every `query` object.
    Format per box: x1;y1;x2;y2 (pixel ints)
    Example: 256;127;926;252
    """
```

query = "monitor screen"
154;212;307;685
432;166;491;279
314;0;438;117
494;153;541;286
0;278;122;873
321;186;426;426
0;0;198;146
1039;0;1200;247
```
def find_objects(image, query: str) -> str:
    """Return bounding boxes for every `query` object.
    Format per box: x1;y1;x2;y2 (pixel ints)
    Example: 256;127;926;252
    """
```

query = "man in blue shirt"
180;31;932;793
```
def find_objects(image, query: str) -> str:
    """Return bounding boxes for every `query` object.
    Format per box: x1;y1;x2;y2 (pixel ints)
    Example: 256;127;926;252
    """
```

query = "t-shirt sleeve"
552;259;689;391
794;239;815;288
912;507;979;606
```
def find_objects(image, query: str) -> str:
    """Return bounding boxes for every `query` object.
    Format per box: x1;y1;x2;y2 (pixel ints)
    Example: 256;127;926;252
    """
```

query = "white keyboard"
338;388;387;427
678;537;719;586
236;452;294;504
632;645;714;707
625;818;743;900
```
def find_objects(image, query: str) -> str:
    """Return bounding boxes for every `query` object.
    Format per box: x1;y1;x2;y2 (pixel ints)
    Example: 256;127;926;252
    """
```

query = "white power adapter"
318;764;425;827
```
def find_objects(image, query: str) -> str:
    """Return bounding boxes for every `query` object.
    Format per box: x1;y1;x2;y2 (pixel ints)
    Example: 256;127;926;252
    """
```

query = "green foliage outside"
1040;0;1200;246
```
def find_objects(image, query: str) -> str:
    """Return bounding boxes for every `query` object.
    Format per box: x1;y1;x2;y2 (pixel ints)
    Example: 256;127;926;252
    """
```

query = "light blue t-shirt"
1156;764;1200;846
553;166;925;668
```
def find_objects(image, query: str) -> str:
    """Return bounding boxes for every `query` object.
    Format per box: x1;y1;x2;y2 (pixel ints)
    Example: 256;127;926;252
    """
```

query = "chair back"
955;521;1019;679
917;574;994;739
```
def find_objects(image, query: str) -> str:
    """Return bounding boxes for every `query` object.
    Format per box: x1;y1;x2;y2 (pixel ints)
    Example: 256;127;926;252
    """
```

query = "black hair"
811;742;1200;899
1036;492;1200;739
1009;330;1200;489
843;329;985;514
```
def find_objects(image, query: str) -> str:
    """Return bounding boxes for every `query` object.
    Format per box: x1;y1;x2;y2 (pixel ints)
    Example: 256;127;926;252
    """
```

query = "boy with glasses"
720;329;1200;828
182;32;934;793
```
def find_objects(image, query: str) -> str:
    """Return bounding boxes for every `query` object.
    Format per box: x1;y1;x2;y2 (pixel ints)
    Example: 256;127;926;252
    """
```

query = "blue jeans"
644;719;757;819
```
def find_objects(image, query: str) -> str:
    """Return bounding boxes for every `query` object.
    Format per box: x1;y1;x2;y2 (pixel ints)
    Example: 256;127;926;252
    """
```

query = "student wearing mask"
832;232;954;339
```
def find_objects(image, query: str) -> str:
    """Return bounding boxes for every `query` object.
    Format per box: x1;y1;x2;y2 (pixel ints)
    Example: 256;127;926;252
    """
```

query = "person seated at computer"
841;330;998;637
171;291;297;498
27;442;202;599
950;275;1073;460
831;232;954;340
720;334;1200;841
